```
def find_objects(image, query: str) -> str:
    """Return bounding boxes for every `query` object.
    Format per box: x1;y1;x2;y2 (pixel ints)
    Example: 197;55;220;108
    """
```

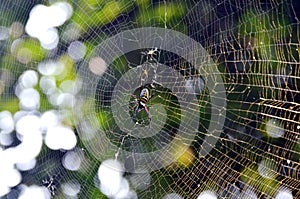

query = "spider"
129;48;160;127
130;87;153;128
141;48;159;62
42;174;60;196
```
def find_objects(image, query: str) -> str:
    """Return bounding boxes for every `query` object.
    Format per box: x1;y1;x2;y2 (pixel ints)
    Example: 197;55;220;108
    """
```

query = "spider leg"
131;94;138;100
132;105;139;120
121;100;137;109
144;105;152;128
120;95;138;109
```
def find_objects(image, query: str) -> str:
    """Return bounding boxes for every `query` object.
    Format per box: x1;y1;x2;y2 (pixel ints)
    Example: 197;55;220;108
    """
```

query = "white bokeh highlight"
15;130;43;163
265;119;285;138
20;70;38;88
88;57;107;76
60;80;78;94
40;110;60;132
98;159;124;197
39;76;57;95
185;77;205;95
19;88;40;110
61;23;80;42
68;41;86;61
16;158;37;171
275;188;293;199
38;60;64;76
97;159;137;199
56;92;75;108
16;115;41;138
0;26;9;41
197;190;218;199
0;133;13;146
62;151;82;171
25;2;73;50
239;188;257;199
112;178;130;199
45;125;77;150
258;159;277;179
18;185;50;199
61;181;81;197
0;111;14;133
0;148;22;197
9;22;24;38
163;193;184;199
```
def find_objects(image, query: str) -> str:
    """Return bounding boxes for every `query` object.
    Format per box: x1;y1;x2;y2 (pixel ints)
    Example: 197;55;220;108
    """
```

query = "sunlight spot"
9;22;24;38
15;129;43;163
48;89;62;106
185;77;205;94
25;2;73;49
60;80;77;94
17;48;32;64
20;70;39;88
275;188;293;199
0;111;14;133
0;184;10;197
39;27;59;50
197;190;217;199
19;185;50;199
89;57;107;76
40;110;60;132
38;60;64;76
0;133;13;146
163;193;183;199
258;159;277;179
15;115;41;138
0;149;22;196
62;151;82;171
45;125;77;150
13;111;28;123
0;26;9;41
68;41;86;61
239;188;257;199
61;181;81;197
19;88;40;111
16;158;36;171
112;178;130;199
56;93;75;108
62;23;80;42
39;76;56;95
98;159;124;197
6;168;22;188
265;119;284;138
78;119;97;141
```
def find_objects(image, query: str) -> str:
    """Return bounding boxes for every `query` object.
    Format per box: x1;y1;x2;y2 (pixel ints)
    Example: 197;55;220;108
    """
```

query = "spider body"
132;88;152;127
138;87;150;104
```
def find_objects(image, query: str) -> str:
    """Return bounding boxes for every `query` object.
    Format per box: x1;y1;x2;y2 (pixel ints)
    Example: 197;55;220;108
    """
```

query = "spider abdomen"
139;88;150;103
140;96;149;104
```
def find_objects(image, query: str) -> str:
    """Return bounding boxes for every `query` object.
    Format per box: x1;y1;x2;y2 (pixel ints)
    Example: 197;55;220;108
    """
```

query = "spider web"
0;0;299;199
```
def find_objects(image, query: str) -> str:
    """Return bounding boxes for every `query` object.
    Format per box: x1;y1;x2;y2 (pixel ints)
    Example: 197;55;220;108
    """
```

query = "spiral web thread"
0;0;299;199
